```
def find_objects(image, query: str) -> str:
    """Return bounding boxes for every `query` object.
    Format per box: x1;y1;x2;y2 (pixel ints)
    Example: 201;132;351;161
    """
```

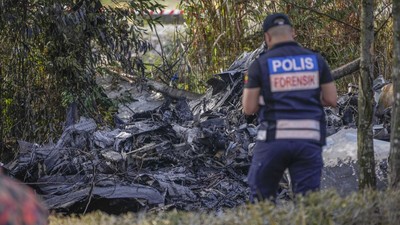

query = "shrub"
50;189;400;225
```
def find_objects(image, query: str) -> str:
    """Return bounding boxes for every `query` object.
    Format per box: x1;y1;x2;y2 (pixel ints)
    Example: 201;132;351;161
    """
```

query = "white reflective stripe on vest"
276;129;320;140
276;119;320;141
276;119;320;130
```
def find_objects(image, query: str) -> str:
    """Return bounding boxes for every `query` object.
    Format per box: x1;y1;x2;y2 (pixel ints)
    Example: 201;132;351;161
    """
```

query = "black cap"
263;13;292;32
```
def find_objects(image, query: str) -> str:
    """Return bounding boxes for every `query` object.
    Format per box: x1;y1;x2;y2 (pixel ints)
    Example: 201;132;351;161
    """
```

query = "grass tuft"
50;189;400;225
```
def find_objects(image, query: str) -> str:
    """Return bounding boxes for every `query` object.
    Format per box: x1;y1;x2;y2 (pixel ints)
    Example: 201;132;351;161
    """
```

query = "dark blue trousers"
247;140;323;202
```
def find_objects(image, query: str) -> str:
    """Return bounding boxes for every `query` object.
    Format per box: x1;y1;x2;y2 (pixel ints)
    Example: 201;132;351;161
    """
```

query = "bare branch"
332;58;360;80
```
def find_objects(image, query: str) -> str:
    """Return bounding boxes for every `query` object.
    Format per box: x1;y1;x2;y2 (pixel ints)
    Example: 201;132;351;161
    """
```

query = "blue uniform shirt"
245;41;333;145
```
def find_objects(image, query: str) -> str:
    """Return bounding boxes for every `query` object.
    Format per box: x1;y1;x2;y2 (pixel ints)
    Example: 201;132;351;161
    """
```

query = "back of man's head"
267;24;293;37
263;13;294;45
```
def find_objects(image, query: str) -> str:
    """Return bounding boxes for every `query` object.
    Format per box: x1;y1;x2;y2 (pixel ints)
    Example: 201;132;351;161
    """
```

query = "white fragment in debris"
93;129;121;148
72;117;97;132
186;128;200;144
248;143;255;156
323;128;390;167
172;125;200;144
101;150;124;162
116;131;133;139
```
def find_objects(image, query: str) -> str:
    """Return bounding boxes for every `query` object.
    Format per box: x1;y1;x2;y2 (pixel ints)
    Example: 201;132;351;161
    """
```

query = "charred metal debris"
3;45;393;214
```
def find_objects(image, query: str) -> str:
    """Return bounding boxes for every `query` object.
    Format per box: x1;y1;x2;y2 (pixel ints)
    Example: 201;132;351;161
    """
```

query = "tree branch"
332;58;360;80
104;68;203;100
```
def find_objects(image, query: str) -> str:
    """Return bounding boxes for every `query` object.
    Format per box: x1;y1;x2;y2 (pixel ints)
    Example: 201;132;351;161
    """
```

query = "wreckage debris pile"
4;45;263;214
3;45;393;214
5;92;256;214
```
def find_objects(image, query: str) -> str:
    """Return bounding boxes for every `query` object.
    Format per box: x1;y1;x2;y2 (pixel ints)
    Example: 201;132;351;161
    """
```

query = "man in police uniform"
242;13;337;202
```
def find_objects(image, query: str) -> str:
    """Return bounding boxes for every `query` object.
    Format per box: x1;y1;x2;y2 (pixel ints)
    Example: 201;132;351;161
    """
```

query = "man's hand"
320;82;337;107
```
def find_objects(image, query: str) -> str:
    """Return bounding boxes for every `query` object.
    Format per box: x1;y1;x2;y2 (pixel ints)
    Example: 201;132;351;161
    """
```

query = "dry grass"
49;190;400;225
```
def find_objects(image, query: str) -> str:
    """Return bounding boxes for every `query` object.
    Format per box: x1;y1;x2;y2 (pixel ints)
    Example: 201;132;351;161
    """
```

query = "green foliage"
0;0;163;155
142;24;206;93
180;0;393;93
49;190;400;225
180;0;268;80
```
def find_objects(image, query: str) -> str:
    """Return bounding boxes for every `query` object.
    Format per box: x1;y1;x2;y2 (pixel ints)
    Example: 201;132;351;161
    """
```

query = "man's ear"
264;32;271;44
291;28;296;38
263;33;268;49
